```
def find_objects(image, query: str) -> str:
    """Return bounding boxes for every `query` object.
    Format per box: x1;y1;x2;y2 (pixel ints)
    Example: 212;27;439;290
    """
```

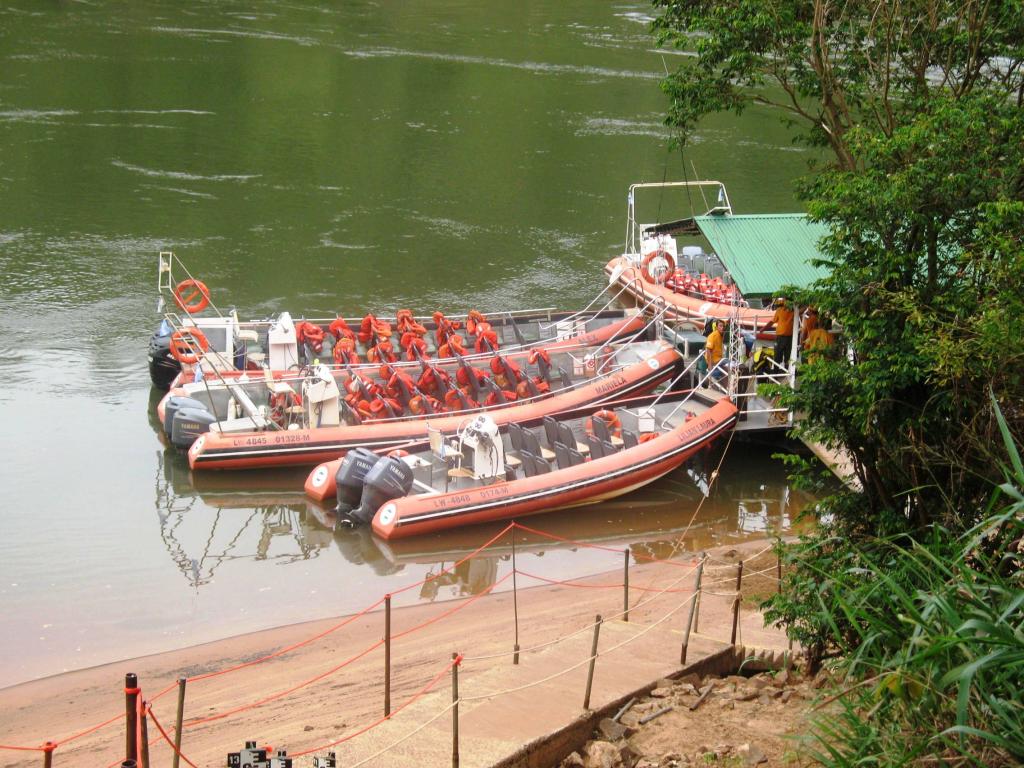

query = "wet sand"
0;539;784;768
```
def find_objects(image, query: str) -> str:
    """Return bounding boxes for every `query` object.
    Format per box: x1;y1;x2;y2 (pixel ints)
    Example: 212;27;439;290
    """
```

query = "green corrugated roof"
694;213;831;299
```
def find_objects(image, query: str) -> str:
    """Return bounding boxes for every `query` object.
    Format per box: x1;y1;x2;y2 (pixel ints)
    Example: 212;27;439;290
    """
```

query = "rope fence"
1;515;786;767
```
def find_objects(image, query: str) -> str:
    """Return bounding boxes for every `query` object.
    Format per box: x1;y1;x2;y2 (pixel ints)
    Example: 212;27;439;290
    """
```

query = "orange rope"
391;571;513;641
291;654;461;757
147;705;197;768
512;522;625;553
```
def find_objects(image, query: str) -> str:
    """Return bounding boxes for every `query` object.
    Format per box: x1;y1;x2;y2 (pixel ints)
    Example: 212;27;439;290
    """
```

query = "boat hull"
606;257;774;333
189;345;682;471
372;398;738;539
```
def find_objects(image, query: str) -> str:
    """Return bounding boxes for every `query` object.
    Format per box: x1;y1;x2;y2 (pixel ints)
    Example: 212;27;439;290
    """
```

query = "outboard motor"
170;405;217;448
333;448;383;524
148;319;181;390
163;396;208;436
348;456;414;527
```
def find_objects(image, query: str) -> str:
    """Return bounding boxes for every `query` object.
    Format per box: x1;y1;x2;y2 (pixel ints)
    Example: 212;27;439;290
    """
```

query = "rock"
676;683;698;695
813;669;831;689
656;678;675;689
303;724;314;732
749;676;770;690
634;760;658;768
619;742;641;768
619;711;641;728
736;743;768;765
583;740;622;768
725;675;747;686
734;689;759;702
650;687;672;698
780;689;794;704
719;699;736;710
561;752;585;767
758;692;772;706
676;673;702;688
598;718;629;742
773;669;790;687
698;683;715;695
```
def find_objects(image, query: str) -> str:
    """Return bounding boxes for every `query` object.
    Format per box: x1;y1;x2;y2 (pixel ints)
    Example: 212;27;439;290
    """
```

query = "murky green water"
0;0;814;687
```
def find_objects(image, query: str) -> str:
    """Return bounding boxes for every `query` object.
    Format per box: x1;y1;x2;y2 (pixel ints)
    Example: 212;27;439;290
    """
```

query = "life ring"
641;250;675;284
169;328;209;364
586;409;622;439
387;448;410;459
173;279;211;314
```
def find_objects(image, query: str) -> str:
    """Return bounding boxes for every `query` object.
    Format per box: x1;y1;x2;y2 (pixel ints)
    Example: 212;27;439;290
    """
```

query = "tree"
653;0;1024;533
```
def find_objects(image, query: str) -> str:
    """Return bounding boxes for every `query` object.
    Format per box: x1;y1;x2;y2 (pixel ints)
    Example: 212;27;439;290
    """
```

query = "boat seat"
587;433;605;460
588;413;624;446
569;447;585;466
557;367;573;390
542;416;559;450
622;429;639;449
263;368;296;397
507;422;525;453
521;449;538;478
600;439;618;456
554;442;572;470
532;453;552;474
246;351;266;366
237;329;260;343
557;421;589;455
524;427;555;461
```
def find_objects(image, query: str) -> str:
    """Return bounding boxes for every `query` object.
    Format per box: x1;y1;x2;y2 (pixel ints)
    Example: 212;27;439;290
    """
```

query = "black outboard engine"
333;448;383;525
148;319;181;390
163;396;207;436
348;456;414;527
170;405;217;448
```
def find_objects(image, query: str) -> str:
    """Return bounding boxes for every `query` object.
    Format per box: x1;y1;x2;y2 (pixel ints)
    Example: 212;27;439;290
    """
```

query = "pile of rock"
558;668;825;768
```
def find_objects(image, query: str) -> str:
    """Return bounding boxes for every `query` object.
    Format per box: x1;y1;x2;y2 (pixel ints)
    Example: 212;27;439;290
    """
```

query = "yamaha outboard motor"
333;448;382;525
163;396;208;436
170;405;217;448
148;319;181;390
349;456;414;527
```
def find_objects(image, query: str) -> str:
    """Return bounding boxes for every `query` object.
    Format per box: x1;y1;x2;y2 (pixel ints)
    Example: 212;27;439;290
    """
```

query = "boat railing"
624;180;733;255
536;281;632;332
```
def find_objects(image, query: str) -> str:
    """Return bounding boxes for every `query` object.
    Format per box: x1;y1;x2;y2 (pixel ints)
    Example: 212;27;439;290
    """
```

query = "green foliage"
763;408;1024;766
652;0;1024;168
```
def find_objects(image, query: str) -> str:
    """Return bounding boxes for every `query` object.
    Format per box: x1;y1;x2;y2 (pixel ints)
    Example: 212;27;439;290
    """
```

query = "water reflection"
152;432;813;596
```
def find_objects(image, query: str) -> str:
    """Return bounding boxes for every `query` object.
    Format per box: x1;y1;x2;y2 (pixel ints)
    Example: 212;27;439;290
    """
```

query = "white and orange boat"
604;181;776;333
149;252;650;389
186;340;682;471
303;388;737;540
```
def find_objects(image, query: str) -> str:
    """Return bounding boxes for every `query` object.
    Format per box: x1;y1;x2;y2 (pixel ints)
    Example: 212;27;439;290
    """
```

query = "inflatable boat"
149;251;651;389
186;341;682;471
304;389;737;539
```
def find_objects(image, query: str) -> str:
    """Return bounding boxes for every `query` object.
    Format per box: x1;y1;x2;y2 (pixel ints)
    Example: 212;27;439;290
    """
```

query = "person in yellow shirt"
803;315;835;362
763;296;795;367
704;319;726;379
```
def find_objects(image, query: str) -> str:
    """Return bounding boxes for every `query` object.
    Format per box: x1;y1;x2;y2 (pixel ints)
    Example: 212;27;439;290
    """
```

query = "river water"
0;0;815;688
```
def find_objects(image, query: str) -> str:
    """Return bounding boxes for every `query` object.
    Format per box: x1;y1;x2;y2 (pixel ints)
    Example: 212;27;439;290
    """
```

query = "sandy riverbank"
0;538;786;768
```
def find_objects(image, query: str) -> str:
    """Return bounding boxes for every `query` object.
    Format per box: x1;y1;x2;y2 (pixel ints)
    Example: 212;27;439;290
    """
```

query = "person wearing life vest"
803;314;835;362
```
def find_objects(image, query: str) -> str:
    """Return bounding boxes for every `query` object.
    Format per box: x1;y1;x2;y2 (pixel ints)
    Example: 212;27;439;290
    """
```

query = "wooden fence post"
172;677;186;768
583;615;603;710
623;548;630;622
730;561;744;646
512;525;520;665
384;594;392;717
451;653;460;768
680;558;704;664
124;673;139;763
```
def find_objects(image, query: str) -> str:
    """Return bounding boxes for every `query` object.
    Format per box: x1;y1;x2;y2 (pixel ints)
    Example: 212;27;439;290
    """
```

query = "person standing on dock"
763;296;795;368
705;319;727;379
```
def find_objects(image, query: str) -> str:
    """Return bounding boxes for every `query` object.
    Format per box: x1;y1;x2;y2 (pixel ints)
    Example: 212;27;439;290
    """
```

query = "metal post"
623;548;630;623
139;702;150;768
511;525;520;665
172;677;186;768
42;743;54;768
124;673;139;762
693;553;704;633
121;762;138;768
384;594;392;717
680;558;704;665
451;653;460;768
582;614;603;710
730;561;744;646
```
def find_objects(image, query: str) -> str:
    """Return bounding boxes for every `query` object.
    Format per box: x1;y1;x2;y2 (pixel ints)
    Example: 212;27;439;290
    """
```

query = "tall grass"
766;405;1024;766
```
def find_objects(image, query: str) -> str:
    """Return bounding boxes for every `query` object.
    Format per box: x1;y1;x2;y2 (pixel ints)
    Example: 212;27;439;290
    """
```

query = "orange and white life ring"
641;250;675;284
169;328;209;364
585;409;622;439
173;279;210;314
